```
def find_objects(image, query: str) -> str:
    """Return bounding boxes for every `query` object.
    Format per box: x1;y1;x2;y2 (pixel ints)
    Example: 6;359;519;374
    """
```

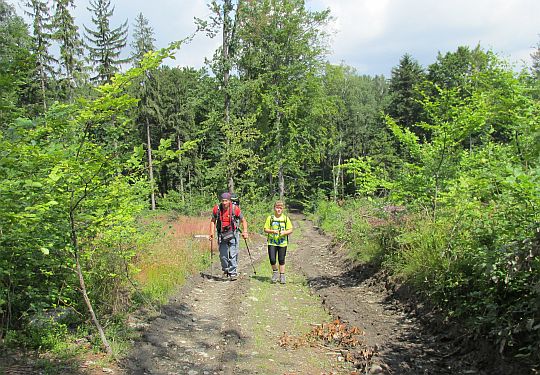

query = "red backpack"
213;204;241;233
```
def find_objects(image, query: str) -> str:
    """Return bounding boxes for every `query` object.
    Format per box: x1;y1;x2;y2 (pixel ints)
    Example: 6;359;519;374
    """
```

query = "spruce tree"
23;0;56;110
0;0;34;123
532;39;540;78
51;0;84;100
130;12;155;65
387;54;426;136
84;0;128;84
131;12;157;209
530;37;540;99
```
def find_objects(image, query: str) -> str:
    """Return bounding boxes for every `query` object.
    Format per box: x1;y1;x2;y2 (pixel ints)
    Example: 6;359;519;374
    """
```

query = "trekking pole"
210;237;214;277
243;238;257;275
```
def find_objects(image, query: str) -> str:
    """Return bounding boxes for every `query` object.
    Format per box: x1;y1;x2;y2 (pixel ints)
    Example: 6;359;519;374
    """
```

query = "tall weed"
311;198;391;264
134;212;210;304
384;217;453;295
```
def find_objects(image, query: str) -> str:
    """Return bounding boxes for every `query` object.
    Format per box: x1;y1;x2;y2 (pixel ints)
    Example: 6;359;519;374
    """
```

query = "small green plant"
4;318;68;351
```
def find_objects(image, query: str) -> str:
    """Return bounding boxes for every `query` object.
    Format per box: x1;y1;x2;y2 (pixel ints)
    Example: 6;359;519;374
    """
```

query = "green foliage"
84;0;128;84
312;50;540;363
158;191;216;214
0;43;180;348
236;0;332;199
341;157;392;196
4;317;68;351
312;198;393;264
0;0;36;122
387;53;426;132
51;0;85;100
320;64;394;199
1;0;539;365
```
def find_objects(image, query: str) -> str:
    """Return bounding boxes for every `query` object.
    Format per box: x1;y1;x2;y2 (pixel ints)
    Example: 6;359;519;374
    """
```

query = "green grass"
242;245;354;374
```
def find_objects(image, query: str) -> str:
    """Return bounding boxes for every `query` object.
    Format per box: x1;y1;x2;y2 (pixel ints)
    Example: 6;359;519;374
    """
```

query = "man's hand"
209;234;214;241
242;231;249;239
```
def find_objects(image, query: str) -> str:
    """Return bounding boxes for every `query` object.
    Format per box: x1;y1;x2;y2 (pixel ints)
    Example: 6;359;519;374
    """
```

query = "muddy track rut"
120;213;530;375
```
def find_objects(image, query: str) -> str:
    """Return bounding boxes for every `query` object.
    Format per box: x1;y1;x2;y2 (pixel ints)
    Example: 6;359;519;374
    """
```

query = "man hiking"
263;200;293;284
209;192;248;281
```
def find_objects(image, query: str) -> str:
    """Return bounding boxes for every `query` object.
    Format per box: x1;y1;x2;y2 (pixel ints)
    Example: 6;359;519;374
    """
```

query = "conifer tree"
131;12;157;209
530;37;540;99
84;0;128;84
387;54;426;136
23;0;56;110
130;12;155;65
0;0;34;123
532;39;540;78
51;0;84;100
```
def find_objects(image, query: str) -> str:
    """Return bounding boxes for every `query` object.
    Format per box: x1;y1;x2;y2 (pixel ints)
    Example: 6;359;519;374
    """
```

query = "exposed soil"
118;212;536;375
2;213;534;374
289;214;534;375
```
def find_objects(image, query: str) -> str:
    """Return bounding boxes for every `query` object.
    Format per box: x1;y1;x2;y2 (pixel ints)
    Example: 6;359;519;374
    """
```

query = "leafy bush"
158;191;215;215
4;317;69;351
312;198;397;264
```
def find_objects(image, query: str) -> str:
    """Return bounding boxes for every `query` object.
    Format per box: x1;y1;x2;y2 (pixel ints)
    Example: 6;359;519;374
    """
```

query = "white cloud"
10;0;540;76
317;0;540;75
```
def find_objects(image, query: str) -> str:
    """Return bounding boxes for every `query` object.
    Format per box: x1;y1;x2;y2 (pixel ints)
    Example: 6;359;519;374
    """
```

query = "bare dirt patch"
119;212;534;374
4;213;533;374
289;213;534;375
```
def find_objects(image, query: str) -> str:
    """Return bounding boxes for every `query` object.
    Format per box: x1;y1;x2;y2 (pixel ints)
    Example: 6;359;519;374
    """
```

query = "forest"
1;0;539;369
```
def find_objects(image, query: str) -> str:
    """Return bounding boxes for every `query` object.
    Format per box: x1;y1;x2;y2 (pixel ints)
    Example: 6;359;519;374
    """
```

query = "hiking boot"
229;274;238;281
271;271;279;283
279;273;286;284
222;271;229;280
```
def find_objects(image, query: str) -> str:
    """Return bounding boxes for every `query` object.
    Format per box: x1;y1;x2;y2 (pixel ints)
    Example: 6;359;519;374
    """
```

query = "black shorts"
268;245;287;266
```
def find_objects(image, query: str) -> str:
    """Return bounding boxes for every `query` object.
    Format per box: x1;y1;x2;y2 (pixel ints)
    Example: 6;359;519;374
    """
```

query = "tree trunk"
333;138;342;201
177;135;185;203
278;165;285;200
39;63;47;112
146;118;156;210
223;0;236;193
276;109;285;200
69;210;112;355
269;174;274;197
340;163;345;199
333;155;342;202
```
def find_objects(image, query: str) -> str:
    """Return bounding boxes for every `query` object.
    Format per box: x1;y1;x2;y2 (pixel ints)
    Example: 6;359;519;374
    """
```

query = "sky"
11;0;540;77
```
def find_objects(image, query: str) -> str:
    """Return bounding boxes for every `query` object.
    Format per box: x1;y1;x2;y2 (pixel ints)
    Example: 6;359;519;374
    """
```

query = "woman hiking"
263;200;293;284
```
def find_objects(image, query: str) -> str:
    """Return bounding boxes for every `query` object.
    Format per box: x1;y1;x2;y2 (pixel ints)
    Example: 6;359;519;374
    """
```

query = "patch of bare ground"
289;213;535;375
119;226;357;375
4;213;534;375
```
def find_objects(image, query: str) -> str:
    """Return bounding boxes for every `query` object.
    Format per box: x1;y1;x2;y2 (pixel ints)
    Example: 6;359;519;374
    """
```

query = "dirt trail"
121;213;529;375
121;239;267;375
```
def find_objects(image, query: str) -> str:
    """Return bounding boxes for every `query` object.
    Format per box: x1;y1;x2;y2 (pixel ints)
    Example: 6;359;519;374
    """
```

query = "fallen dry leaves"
279;319;378;372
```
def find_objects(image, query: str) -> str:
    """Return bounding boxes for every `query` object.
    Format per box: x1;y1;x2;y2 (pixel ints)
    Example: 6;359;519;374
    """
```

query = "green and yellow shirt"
264;214;293;247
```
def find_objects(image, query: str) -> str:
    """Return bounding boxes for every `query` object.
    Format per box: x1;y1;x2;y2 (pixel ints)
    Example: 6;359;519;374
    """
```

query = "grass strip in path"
238;253;355;375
